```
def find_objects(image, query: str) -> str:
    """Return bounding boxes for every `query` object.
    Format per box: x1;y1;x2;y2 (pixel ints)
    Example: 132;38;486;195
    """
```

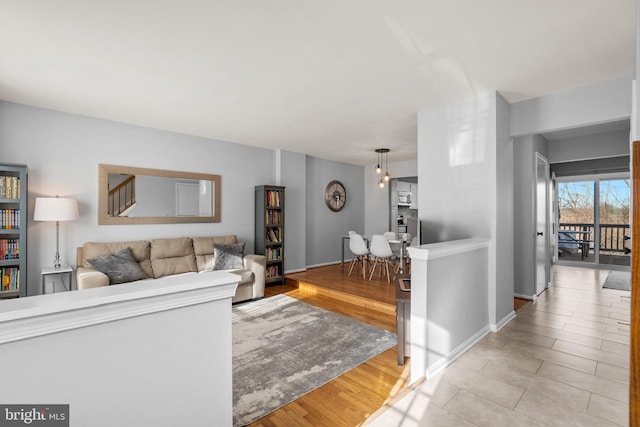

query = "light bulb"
379;179;385;188
384;172;391;181
375;165;382;174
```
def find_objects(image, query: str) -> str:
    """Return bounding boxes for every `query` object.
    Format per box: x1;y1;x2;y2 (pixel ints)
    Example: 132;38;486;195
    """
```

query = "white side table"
42;265;74;294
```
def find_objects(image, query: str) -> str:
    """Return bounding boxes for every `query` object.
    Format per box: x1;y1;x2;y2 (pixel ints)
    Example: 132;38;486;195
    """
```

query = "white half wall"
0;271;238;427
408;239;491;383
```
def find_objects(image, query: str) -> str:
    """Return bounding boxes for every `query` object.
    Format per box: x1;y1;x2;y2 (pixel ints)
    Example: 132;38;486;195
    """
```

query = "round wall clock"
325;180;346;212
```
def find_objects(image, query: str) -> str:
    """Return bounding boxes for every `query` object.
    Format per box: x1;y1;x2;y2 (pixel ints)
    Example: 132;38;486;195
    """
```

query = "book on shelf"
265;210;282;225
266;190;282;208
1;267;20;292
266;247;282;261
0;239;19;260
0;176;20;199
266;228;282;243
0;209;20;229
267;265;281;278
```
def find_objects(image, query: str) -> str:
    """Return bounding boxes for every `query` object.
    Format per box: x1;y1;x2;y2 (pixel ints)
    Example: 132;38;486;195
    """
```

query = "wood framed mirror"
98;164;221;225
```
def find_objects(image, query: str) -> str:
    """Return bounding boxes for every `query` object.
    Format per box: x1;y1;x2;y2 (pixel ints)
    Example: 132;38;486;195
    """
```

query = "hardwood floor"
514;297;529;311
249;264;408;427
284;262;398;306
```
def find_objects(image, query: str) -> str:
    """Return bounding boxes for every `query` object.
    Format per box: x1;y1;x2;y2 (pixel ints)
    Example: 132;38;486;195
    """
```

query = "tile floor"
368;265;631;426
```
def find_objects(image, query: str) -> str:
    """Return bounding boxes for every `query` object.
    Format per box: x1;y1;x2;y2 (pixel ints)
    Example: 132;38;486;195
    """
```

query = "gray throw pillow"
87;247;148;285
212;243;245;270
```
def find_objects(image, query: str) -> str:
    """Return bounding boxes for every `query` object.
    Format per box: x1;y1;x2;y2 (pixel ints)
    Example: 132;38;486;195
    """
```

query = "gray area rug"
232;294;397;426
603;270;631;291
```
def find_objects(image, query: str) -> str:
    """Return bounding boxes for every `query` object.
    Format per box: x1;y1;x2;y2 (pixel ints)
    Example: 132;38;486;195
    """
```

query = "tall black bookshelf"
255;185;285;285
0;164;27;298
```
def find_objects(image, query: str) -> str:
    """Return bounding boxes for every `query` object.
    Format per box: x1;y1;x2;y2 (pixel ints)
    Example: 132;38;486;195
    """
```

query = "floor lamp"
34;196;79;269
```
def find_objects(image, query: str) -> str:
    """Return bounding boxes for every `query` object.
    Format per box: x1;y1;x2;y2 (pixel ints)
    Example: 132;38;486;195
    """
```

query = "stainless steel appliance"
397;214;407;233
397;191;412;206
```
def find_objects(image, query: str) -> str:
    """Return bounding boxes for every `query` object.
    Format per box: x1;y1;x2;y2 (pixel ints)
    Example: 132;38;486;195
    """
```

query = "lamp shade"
34;197;79;222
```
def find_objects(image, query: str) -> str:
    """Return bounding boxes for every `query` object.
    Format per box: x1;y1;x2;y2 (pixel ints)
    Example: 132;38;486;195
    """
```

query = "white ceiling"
0;1;635;166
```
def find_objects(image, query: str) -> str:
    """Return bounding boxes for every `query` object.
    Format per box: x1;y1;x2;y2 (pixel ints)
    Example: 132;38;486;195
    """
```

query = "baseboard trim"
284;268;307;274
426;325;490;379
305;261;343;269
514;293;537;301
490;310;516;332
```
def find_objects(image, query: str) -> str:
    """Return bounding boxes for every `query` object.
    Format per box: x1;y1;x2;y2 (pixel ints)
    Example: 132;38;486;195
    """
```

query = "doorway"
555;174;630;268
535;153;550;295
389;177;420;243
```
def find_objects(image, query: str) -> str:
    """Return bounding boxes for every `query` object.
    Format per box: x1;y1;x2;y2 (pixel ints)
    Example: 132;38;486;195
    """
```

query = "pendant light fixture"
374;148;390;188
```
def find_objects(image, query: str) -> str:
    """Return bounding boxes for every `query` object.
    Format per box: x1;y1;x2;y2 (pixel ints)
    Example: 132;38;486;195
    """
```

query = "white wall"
305;156;364;267
547;129;630;163
418;94;496;242
636;2;640;140
511;77;632;299
511;76;632;137
417;91;513;327
0;101;274;295
495;94;514;323
513;134;548;298
277;150;306;272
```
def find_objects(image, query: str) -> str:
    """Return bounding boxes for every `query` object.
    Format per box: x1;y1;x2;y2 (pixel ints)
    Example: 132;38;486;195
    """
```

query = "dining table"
388;237;410;274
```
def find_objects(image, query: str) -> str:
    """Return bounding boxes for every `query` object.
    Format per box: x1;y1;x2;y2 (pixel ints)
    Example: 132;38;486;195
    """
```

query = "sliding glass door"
598;178;630;267
557;180;595;263
556;175;630;268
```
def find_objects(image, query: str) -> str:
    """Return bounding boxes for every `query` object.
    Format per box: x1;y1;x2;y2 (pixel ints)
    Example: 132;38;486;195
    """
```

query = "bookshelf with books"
0;164;27;298
255;185;285;285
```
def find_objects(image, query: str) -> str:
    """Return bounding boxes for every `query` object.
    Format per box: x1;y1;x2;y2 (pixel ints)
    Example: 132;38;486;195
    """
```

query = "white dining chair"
348;233;370;279
368;234;395;283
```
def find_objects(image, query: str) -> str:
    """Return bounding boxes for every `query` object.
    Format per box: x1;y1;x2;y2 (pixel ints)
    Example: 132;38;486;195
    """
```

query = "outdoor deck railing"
559;222;630;254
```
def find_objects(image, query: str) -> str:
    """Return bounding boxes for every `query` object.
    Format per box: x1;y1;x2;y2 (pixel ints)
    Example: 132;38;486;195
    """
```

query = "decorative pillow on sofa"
212;243;245;270
87;247;149;285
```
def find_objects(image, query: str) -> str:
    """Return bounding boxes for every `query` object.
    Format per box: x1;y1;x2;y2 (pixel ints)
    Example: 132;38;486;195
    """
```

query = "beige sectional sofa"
76;235;266;303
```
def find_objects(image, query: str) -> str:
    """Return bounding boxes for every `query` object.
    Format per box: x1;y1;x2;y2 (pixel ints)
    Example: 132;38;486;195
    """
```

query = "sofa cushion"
87;247;149;285
150;237;197;278
82;240;153;278
192;235;238;271
213;243;245;270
